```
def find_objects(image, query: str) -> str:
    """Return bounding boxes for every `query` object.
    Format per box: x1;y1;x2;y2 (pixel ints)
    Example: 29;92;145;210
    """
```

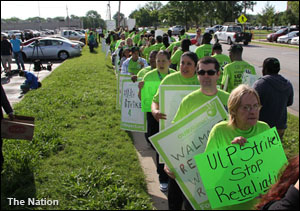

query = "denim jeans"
13;51;25;70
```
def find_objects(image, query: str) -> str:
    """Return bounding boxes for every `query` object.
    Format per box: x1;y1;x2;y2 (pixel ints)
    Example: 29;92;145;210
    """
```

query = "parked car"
169;25;184;36
267;27;299;42
49;35;85;47
205;25;223;34
277;31;299;44
22;38;81;61
291;36;299;45
61;30;86;43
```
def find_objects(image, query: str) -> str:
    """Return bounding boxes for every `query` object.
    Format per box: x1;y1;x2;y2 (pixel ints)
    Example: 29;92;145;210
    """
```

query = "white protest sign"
126;19;136;30
155;30;164;38
120;79;147;132
150;97;228;210
116;74;131;110
242;72;260;87
159;85;199;131
106;20;116;31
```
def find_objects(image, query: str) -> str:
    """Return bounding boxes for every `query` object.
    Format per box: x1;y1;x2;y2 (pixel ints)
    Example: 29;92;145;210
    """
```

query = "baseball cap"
263;57;280;72
212;43;222;50
228;44;243;53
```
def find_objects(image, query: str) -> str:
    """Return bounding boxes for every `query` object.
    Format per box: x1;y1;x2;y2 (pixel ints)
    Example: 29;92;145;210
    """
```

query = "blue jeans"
13;51;25;70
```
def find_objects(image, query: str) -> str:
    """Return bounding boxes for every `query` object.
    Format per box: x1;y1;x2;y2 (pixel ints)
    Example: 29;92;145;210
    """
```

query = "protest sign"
150;97;228;210
242;72;260;87
194;127;287;209
159;85;199;131
141;81;161;112
116;74;131;110
120;79;147;132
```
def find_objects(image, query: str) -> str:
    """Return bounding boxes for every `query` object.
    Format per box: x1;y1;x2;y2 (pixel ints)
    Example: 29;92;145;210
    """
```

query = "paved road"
219;42;299;116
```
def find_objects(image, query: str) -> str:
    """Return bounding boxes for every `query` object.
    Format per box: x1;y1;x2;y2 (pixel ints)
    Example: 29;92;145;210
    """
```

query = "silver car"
22;38;81;60
169;25;184;36
49;35;86;47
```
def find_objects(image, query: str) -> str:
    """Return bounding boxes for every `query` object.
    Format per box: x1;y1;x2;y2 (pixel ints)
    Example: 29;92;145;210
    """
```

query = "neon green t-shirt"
221;60;256;93
204;120;270;210
179;33;190;40
212;54;231;86
124;31;129;39
137;66;153;78
171;49;184;71
170;36;176;43
152;43;164;51
173;89;229;123
143;45;155;63
153;71;199;103
195;44;213;59
167;41;181;55
128;59;144;75
143;68;176;82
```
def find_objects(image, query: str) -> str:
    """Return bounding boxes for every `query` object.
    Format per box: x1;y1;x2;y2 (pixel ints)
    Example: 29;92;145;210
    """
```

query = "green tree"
258;2;276;28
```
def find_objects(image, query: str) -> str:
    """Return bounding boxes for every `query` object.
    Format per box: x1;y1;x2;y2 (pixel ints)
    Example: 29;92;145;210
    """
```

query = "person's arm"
1;85;14;119
138;81;144;100
287;85;294;107
151;101;166;122
231;136;247;146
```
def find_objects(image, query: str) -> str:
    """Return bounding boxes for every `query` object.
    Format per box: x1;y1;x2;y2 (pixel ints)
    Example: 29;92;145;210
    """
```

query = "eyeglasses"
197;69;217;76
240;104;262;112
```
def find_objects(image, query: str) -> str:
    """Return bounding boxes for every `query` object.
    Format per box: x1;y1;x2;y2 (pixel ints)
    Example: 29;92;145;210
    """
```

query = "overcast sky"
1;1;288;20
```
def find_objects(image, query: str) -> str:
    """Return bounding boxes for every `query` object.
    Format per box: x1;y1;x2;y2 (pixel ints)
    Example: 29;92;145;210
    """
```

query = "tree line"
1;1;299;30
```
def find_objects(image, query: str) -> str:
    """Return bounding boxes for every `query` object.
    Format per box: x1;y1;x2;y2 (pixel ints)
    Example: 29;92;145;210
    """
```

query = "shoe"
159;182;168;192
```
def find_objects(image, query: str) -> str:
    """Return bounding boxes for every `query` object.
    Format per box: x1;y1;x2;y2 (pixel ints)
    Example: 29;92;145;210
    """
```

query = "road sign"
238;14;247;24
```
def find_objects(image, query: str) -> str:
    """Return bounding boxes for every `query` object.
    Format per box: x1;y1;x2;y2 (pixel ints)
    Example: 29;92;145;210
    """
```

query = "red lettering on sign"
8;125;26;134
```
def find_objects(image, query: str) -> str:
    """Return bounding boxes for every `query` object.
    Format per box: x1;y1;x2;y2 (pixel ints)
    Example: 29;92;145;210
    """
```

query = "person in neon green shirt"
151;36;164;51
143;37;156;63
179;28;190;41
165;56;229;210
138;50;176;193
221;44;256;93
121;47;148;75
132;50;158;81
152;51;199;118
205;84;270;210
195;32;213;59
172;56;229;123
166;40;181;56
171;39;191;71
167;29;176;43
212;43;231;86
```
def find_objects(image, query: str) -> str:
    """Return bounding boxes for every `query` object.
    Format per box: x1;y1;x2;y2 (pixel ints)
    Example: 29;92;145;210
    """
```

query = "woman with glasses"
204;84;270;210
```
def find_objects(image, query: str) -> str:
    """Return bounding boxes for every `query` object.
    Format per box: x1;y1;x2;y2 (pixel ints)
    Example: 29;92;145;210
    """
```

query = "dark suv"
267;27;299;42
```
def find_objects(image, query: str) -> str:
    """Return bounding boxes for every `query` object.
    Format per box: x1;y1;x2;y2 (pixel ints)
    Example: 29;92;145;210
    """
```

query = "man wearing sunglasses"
173;56;229;123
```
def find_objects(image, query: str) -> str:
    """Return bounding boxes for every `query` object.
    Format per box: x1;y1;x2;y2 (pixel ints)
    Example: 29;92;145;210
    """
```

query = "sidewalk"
1;61;62;105
132;132;168;210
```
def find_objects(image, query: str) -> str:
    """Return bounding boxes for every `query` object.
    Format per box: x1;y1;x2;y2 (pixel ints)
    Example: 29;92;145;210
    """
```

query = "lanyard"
157;70;170;81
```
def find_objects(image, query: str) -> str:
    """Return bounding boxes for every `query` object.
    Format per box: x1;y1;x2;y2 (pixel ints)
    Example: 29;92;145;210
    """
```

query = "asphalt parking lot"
1;59;63;105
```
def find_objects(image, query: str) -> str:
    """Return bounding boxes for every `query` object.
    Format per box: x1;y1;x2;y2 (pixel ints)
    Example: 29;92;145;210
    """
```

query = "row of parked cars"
267;27;299;44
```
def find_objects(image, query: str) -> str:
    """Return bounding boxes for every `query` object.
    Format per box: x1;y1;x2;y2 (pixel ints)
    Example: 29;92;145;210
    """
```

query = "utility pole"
66;5;70;29
106;1;111;20
38;1;41;30
118;1;121;28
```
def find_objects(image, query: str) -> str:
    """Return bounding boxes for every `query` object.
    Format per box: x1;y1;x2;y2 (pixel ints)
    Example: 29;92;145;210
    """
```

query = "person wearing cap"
1;35;13;76
211;43;231;86
121;47;148;75
253;58;293;140
195;32;213;60
221;44;256;93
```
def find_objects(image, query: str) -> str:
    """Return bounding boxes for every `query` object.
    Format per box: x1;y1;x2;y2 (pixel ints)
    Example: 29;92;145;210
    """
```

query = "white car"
291;36;299;45
277;31;299;44
22;38;81;60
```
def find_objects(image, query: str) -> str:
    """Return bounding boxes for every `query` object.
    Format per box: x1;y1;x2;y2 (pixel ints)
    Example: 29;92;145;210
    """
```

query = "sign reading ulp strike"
150;97;228;210
194;127;288;209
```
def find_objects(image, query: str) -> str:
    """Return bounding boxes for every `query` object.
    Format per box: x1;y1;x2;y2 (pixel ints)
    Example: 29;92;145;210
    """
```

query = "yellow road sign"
238;14;247;24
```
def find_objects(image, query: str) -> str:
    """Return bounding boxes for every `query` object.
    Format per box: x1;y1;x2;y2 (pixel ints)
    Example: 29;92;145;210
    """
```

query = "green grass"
1;47;153;210
282;113;299;158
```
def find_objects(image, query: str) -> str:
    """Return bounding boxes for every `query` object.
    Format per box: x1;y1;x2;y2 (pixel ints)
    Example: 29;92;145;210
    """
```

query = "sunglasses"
197;69;217;76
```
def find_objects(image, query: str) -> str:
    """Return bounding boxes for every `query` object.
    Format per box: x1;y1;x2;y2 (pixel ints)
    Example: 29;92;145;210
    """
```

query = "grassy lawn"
1;43;299;210
1;47;153;210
